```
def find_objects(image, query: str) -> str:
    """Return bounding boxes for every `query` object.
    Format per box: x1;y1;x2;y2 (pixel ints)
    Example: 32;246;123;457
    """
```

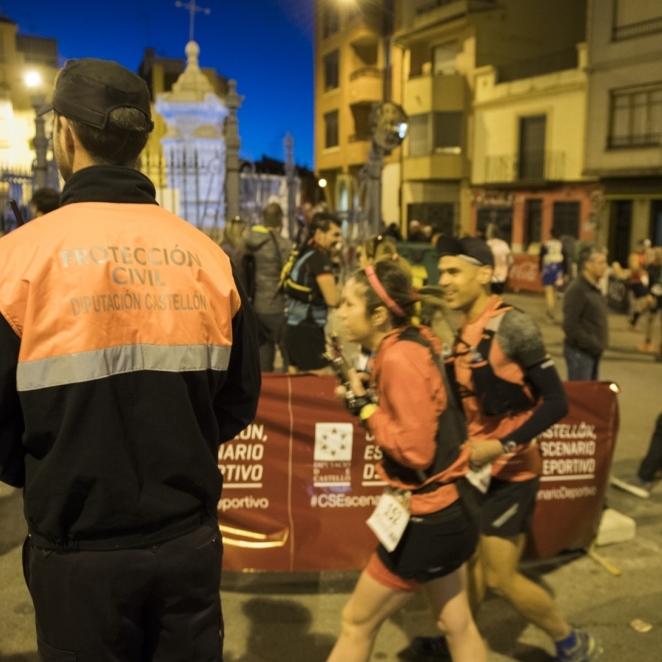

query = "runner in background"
637;246;662;354
429;235;601;662
628;239;652;331
485;223;513;295
539;228;565;322
327;261;486;662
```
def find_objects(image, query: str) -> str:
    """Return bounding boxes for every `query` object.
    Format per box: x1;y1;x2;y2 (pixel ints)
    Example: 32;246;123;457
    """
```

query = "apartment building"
395;0;587;235
584;0;662;266
314;0;404;225
471;44;599;257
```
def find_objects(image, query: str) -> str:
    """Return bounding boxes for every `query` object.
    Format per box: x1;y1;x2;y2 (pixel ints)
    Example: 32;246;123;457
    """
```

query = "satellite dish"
371;102;409;152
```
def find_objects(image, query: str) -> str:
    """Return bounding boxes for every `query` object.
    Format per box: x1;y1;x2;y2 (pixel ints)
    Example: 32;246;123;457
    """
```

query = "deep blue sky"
3;0;315;167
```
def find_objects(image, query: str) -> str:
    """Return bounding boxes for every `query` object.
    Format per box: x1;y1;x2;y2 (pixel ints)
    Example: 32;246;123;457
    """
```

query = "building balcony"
483;151;566;184
401;0;497;32
613;16;662;41
348;67;383;105
345;6;383;36
403;153;467;181
404;73;467;116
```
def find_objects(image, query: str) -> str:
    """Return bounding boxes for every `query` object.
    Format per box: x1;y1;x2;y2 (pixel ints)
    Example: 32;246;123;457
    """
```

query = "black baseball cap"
37;58;153;131
436;235;495;268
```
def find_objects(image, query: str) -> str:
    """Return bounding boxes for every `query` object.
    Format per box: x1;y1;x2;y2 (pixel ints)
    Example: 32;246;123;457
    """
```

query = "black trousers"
24;523;223;662
639;413;662;482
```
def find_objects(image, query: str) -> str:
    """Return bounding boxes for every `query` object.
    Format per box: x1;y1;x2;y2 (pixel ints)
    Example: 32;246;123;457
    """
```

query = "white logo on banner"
313;423;354;487
314;423;353;462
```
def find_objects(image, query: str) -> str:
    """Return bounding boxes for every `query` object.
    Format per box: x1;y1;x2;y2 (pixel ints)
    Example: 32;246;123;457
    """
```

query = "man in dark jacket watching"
563;244;609;380
0;58;260;661
244;203;292;371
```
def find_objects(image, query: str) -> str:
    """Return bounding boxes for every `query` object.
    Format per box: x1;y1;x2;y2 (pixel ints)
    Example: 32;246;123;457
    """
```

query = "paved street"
1;292;661;661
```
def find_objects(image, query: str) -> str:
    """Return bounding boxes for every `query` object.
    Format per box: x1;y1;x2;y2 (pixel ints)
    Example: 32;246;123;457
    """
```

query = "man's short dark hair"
57;108;151;167
310;211;340;235
263;203;284;228
30;188;60;216
578;243;607;269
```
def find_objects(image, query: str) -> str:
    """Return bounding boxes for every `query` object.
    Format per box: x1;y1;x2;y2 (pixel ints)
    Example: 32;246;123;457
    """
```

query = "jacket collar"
60;166;158;207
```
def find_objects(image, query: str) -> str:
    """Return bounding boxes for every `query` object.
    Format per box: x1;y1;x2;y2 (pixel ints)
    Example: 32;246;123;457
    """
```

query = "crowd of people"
0;53;658;662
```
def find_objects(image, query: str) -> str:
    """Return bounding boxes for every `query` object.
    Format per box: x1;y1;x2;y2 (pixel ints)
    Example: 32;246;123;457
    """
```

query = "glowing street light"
318;178;328;188
25;71;42;88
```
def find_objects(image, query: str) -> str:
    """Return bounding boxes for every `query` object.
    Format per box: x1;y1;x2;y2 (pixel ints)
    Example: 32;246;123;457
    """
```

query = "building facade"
584;0;662;265
313;0;588;236
471;43;599;260
395;0;587;236
314;0;404;225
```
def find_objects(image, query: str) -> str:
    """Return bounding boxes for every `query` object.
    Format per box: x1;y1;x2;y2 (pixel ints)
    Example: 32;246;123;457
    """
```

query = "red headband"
364;266;406;318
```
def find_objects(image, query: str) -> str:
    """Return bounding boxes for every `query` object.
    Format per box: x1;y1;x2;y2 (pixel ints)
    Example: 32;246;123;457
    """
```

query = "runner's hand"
334;385;347;401
347;369;367;397
469;439;504;469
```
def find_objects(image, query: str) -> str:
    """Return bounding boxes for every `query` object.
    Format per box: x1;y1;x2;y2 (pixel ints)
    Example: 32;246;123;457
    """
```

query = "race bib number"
367;487;411;552
466;464;492;494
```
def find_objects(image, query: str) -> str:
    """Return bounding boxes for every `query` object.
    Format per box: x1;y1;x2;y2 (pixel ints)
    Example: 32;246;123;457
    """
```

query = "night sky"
3;0;315;167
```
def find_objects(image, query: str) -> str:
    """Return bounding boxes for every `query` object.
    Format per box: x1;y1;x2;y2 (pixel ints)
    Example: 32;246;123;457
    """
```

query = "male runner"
424;236;601;662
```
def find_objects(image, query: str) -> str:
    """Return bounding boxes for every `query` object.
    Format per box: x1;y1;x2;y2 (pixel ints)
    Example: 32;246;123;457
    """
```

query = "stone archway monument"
155;40;229;231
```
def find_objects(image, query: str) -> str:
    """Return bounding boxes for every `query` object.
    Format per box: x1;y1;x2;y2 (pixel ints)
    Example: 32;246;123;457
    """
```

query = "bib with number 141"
367;487;411;552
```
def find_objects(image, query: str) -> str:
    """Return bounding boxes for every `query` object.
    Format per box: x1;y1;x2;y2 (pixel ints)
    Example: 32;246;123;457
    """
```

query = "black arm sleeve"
0;313;25;487
213;271;261;443
500;359;569;445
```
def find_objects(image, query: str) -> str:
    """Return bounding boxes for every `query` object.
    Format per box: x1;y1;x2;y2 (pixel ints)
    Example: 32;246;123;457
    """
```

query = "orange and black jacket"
367;325;472;515
0;166;261;550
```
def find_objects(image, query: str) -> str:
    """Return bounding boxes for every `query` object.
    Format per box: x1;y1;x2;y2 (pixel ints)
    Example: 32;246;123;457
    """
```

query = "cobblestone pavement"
1;292;660;661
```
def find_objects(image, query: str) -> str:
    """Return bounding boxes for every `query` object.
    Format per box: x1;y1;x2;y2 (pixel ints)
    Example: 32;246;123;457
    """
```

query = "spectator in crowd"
637;246;662;354
29;188;60;218
539;228;565;321
486;223;513;295
560;233;577;283
220;215;246;279
408;219;428;242
383;222;403;242
628;239;652;331
285;212;342;374
563;244;609;380
358;234;411;275
244;203;292;372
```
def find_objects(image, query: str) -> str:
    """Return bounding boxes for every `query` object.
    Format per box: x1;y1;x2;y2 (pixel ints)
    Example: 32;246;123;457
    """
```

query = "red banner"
507;254;544;293
218;377;618;571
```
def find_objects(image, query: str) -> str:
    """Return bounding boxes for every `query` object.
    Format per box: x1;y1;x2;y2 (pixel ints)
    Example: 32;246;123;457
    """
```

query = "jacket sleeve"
213;272;261;443
367;346;443;470
0;313;25;487
562;284;602;356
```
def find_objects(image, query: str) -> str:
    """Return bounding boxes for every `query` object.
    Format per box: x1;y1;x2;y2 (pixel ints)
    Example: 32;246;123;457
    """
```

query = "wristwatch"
501;440;517;454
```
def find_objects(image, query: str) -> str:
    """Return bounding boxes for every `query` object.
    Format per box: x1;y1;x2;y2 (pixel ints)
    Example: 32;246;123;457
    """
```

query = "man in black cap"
0;58;260;660
412;236;600;662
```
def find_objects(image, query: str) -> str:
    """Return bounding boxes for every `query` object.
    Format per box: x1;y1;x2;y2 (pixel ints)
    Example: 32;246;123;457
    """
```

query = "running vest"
379;327;468;497
284;249;318;303
447;303;539;418
449;296;541;482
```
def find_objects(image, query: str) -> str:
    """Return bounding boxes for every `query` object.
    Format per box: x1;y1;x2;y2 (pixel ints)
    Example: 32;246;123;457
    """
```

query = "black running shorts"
285;322;329;371
480;477;540;538
377;501;479;584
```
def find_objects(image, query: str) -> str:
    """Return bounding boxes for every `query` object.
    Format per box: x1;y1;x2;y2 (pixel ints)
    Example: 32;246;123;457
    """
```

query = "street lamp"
25;71;48;190
318;178;328;188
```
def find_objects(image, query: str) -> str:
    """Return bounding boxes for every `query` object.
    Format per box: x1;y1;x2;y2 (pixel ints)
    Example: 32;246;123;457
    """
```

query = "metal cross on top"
175;0;211;43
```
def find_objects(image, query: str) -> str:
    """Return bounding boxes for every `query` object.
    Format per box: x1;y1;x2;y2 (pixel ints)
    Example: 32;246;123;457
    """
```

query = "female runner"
326;261;486;662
